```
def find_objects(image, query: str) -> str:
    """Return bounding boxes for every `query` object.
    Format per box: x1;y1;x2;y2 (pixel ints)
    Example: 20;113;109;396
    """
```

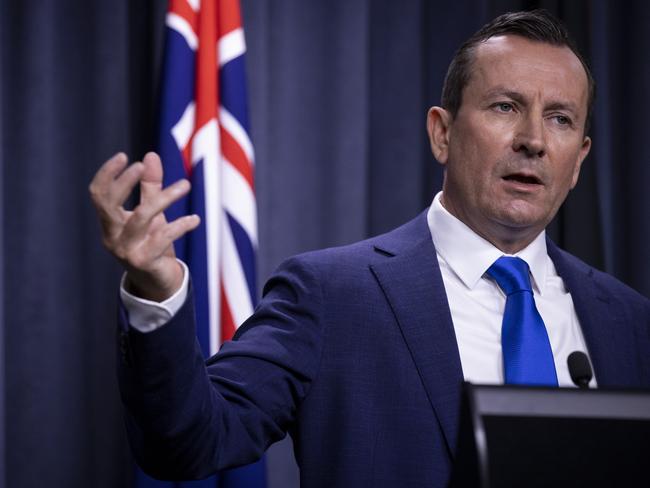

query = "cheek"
448;129;489;172
446;115;511;190
553;154;583;192
547;135;587;180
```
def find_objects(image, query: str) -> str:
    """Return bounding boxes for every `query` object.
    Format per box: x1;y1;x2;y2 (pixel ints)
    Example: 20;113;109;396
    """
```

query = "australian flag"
134;0;266;487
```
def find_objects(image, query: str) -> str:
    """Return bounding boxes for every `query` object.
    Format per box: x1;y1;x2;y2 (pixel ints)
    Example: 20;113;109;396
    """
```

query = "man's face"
428;35;591;252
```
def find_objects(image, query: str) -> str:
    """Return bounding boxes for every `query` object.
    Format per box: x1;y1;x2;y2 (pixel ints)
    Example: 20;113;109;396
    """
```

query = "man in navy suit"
91;10;649;488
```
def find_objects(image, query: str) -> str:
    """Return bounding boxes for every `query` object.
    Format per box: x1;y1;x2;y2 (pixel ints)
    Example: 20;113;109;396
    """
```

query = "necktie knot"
487;256;532;296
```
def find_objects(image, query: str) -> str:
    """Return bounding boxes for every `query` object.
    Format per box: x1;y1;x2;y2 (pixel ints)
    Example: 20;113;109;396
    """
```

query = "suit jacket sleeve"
117;255;325;480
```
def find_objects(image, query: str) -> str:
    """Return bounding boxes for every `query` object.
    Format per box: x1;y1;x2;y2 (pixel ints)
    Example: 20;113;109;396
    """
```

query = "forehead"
468;35;588;112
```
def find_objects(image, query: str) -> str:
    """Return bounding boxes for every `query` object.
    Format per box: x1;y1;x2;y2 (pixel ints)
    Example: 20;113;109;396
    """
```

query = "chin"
492;204;548;231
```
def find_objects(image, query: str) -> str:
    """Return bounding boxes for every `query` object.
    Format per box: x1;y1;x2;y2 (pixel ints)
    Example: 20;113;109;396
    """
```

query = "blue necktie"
487;256;558;386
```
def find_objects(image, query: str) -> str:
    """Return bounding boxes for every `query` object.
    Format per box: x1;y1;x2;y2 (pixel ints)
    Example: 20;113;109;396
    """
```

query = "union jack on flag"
135;0;266;487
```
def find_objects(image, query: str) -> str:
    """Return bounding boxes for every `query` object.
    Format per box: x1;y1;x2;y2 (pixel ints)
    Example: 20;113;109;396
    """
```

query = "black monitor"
449;383;650;487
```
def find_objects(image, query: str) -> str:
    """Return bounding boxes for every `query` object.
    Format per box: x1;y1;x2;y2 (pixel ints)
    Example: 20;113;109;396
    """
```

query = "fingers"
90;152;144;213
146;215;201;259
90;152;129;191
111;161;145;206
90;154;145;247
120;178;192;246
140;152;164;204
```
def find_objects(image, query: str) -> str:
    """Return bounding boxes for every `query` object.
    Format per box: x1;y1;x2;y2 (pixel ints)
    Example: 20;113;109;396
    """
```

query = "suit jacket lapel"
370;215;463;457
547;240;636;387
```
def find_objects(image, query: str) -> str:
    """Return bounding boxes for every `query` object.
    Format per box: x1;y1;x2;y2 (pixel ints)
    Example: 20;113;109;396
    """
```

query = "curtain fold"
0;1;5;487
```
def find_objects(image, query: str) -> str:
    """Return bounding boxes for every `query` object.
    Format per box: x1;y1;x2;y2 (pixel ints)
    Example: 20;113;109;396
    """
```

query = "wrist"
125;260;184;302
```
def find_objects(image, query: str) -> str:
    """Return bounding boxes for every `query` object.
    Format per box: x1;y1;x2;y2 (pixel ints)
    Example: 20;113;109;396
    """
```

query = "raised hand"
89;152;200;301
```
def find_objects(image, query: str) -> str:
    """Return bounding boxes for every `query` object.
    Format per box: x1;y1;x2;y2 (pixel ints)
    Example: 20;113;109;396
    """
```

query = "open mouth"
503;173;542;185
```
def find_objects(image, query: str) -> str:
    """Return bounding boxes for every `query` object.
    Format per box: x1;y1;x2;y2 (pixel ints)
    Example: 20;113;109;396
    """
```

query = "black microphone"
567;351;593;389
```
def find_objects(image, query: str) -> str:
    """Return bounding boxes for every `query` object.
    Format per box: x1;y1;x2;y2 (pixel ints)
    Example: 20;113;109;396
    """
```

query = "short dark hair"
441;10;595;133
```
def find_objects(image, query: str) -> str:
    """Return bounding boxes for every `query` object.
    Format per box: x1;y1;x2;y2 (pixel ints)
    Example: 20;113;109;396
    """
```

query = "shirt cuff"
119;260;189;333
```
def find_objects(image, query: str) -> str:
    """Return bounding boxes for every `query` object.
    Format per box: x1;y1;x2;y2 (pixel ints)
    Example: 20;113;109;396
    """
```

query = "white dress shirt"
120;260;189;332
122;191;596;387
428;191;595;387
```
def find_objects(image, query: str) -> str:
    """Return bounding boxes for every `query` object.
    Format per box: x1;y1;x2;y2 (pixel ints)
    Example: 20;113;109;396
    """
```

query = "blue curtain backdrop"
1;1;649;487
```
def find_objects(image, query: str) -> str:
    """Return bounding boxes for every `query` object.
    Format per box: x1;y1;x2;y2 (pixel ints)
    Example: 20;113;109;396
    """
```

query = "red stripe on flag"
217;0;243;37
168;0;199;33
195;0;218;131
220;127;254;189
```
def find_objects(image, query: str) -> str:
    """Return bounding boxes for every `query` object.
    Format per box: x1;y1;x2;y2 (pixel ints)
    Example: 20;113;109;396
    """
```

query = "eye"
555;115;570;125
551;114;573;127
495;102;514;113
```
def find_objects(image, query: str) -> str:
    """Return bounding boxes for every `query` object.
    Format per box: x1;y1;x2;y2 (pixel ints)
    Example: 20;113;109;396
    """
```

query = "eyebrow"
484;88;580;116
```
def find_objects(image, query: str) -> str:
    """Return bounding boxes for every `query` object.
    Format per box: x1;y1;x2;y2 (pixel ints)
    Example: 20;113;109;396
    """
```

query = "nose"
512;113;546;158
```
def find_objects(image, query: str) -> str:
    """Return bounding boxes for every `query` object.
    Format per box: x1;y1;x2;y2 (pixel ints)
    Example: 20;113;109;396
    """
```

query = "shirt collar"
427;191;548;295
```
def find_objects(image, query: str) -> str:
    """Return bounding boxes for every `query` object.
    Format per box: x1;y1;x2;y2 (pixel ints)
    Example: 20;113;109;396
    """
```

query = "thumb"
140;152;164;204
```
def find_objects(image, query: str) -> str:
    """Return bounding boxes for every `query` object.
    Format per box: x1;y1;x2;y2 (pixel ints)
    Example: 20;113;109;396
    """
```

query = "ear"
570;135;591;188
427;106;452;165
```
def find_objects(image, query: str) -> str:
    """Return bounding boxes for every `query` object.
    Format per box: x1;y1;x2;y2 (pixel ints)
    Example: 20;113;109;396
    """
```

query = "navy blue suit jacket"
118;212;650;487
